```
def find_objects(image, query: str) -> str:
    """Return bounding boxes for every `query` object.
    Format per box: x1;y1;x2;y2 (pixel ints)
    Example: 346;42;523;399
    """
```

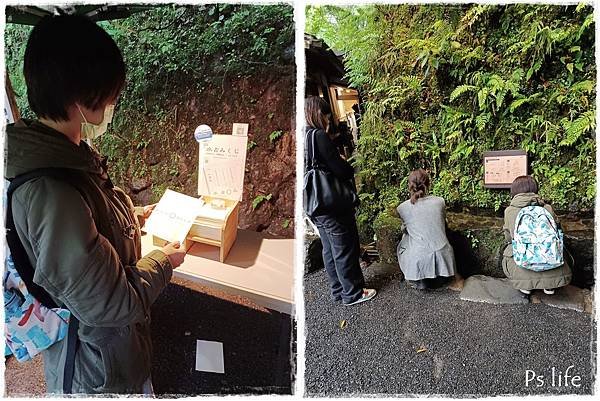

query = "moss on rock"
373;210;403;265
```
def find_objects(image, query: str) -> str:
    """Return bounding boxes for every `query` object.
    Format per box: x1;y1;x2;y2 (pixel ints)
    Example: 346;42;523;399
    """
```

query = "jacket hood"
510;192;543;208
4;119;104;179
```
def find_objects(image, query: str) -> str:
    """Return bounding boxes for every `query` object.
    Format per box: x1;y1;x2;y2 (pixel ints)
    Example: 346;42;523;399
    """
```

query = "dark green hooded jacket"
5;120;172;394
502;192;572;290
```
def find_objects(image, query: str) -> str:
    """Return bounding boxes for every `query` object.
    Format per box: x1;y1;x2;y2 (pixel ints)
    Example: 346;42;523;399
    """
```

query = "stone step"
459;275;529;305
459;276;593;313
530;285;592;313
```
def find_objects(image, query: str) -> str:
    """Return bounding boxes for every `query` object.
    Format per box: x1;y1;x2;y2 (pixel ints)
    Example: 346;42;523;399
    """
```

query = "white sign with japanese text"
198;134;248;201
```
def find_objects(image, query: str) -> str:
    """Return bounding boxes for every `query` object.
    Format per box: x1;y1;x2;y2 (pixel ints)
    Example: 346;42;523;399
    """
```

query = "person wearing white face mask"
77;103;115;141
5;15;186;395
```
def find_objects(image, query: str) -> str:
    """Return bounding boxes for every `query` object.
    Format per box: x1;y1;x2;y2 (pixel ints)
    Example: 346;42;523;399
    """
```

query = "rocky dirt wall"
106;73;296;238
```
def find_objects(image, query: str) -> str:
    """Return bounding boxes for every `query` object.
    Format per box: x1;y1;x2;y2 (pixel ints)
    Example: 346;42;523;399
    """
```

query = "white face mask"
77;104;115;140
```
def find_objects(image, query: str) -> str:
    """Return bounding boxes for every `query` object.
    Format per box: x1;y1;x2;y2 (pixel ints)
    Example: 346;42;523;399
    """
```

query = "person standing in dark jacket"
304;96;376;306
5;15;186;394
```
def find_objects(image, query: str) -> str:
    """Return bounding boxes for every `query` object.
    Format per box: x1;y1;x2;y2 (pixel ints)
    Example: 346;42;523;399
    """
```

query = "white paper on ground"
143;189;203;244
195;340;225;374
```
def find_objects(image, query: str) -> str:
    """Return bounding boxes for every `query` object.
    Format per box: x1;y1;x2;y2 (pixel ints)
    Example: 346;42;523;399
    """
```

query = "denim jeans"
312;213;365;304
141;376;154;396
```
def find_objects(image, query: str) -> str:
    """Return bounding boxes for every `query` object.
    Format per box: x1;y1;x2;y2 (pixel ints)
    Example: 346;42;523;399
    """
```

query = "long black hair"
305;96;331;131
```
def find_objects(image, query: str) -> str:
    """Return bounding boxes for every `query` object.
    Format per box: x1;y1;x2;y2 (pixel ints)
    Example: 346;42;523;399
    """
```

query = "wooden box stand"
187;196;240;262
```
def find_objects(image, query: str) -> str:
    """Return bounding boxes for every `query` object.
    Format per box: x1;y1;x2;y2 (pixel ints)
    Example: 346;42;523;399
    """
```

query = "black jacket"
305;127;354;180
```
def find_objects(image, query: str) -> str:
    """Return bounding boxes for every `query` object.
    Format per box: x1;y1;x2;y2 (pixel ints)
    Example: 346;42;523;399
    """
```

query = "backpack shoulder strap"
513;206;534;236
6;168;84;309
529;198;544;207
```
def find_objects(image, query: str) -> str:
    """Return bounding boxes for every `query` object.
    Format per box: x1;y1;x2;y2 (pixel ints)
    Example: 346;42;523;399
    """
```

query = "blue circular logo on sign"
194;125;213;142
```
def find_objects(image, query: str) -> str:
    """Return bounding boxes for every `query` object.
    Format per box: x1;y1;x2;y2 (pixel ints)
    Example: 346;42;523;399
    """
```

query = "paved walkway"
304;264;594;396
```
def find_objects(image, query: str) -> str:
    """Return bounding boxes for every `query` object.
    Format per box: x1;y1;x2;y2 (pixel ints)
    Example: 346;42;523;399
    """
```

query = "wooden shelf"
187;196;240;262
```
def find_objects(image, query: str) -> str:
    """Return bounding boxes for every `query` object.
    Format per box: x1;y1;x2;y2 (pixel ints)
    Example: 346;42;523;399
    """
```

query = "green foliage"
308;4;595;241
306;5;378;89
248;140;258;151
4;24;34;119
96;4;294;112
252;193;272;210
269;130;284;143
464;230;480;248
6;5;294;192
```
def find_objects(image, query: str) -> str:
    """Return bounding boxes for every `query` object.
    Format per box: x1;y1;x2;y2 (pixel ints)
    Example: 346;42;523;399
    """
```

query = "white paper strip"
144;189;203;244
195;340;225;374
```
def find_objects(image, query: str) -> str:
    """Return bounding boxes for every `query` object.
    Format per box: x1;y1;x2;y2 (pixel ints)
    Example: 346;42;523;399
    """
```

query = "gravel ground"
304;266;595;396
4;276;294;396
150;277;294;395
4;353;46;396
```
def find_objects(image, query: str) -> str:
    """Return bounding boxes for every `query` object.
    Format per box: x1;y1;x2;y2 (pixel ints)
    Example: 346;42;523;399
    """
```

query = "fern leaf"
577;13;594;40
560;111;596;146
509;97;529;113
450;85;477;102
570;80;594;94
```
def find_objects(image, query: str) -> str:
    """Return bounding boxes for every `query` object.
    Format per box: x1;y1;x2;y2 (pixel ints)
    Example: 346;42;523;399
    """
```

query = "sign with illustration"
198;134;248;201
483;150;528;188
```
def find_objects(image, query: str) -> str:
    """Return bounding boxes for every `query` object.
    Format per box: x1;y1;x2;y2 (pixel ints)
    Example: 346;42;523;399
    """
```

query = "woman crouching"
396;169;456;289
502;176;572;295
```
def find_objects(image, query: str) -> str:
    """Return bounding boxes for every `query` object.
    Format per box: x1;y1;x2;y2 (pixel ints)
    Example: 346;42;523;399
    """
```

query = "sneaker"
519;289;532;295
543;289;555;295
343;289;377;306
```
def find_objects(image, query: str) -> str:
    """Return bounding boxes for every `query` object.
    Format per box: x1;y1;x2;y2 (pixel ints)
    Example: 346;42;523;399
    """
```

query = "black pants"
312;213;365;304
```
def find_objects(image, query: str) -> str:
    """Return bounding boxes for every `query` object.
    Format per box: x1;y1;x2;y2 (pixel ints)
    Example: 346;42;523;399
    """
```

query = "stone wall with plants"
373;208;594;288
307;4;595;242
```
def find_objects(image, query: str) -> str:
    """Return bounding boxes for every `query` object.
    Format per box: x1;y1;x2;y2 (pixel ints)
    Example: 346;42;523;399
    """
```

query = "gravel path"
150;277;293;395
4;277;294;396
304;265;595;396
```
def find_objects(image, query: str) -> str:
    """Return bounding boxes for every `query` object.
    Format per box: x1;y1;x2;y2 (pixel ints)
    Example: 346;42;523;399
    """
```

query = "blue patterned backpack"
512;204;564;271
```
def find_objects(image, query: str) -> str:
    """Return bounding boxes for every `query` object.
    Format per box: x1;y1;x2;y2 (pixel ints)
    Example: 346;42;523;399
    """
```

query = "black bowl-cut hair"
23;14;126;121
510;175;539;198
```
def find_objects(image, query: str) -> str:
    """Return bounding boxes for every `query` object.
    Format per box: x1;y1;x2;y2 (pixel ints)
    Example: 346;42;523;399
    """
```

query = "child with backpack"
501;176;572;295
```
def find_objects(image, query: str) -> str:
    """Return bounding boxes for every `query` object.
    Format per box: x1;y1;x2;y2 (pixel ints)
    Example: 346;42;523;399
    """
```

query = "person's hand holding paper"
144;189;204;262
143;203;157;219
161;241;186;268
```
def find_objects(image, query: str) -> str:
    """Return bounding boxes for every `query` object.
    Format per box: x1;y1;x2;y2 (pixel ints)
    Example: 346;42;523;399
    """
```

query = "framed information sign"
483;150;528;188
